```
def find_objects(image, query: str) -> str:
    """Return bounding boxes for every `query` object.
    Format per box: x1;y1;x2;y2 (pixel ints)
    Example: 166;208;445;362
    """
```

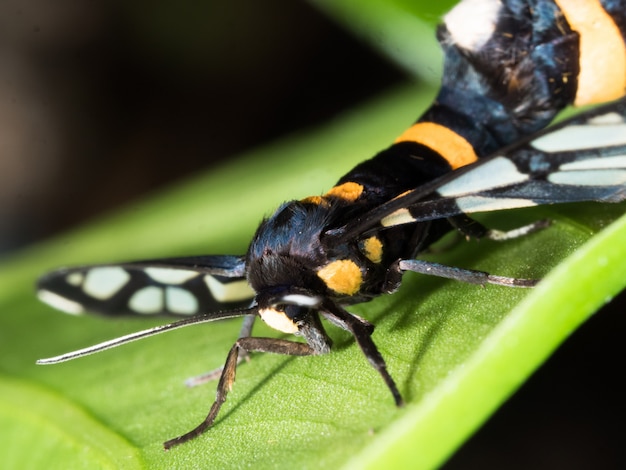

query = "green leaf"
0;377;142;469
2;83;625;469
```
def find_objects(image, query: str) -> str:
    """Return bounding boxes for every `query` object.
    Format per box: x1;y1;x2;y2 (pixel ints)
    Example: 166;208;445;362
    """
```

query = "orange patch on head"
300;195;326;206
316;259;362;296
394;122;478;169
325;182;364;202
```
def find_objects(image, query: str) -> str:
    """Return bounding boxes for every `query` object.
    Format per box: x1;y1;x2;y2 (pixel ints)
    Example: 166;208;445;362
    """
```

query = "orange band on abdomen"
555;0;626;105
394;121;479;169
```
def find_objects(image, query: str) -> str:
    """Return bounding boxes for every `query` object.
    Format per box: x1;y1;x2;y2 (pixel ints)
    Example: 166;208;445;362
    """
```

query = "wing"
329;98;626;241
36;255;254;317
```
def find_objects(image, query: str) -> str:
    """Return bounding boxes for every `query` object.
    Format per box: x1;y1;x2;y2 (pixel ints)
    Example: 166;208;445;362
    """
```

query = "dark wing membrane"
381;144;626;227
127;254;248;276
37;255;253;317
330;98;626;239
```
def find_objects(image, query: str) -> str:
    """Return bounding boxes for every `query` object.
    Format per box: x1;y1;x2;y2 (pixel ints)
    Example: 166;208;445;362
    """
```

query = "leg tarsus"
399;259;538;288
485;219;552;241
449;214;552;242
164;337;317;450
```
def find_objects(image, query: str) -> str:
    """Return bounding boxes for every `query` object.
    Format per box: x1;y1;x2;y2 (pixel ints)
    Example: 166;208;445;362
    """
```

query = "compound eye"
283;304;309;322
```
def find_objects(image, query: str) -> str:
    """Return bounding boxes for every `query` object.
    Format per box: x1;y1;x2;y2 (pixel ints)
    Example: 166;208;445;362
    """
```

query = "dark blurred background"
0;0;405;253
1;0;624;468
445;289;626;470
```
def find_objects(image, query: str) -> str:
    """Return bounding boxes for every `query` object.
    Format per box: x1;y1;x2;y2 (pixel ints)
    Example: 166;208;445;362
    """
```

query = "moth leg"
400;215;545;288
448;214;551;241
484;219;552;241
165;337;316;450
185;314;257;387
321;301;404;407
398;259;537;288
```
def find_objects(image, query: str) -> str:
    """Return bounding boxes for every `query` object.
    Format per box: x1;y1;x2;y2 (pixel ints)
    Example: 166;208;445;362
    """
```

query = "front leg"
185;314;257;387
164;337;316;450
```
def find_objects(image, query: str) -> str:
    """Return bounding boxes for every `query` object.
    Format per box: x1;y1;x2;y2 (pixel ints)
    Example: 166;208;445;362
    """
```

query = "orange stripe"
300;195;326;206
394;122;478;169
555;0;626;105
325;182;364;201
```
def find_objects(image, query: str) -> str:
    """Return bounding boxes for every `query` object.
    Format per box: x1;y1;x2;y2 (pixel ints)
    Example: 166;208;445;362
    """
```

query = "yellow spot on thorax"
360;236;383;264
555;0;626;105
394;121;478;169
317;259;363;296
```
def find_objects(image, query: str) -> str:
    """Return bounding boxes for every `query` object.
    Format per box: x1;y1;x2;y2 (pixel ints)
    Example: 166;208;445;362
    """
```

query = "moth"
36;0;626;449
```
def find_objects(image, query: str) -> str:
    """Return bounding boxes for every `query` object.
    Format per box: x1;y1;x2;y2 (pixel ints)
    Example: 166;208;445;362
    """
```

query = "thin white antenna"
37;308;253;365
